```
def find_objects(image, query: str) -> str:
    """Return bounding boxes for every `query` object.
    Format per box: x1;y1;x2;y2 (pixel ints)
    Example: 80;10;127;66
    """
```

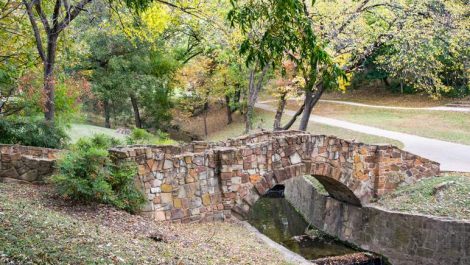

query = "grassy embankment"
0;183;291;265
305;174;470;220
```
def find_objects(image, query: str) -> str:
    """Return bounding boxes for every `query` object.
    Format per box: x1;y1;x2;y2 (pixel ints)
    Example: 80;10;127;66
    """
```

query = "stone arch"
108;131;439;222
310;175;361;206
231;164;364;219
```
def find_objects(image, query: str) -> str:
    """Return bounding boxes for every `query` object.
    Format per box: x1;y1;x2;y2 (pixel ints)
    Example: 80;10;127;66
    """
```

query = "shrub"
126;128;176;145
0;118;69;149
50;134;145;213
126;128;153;144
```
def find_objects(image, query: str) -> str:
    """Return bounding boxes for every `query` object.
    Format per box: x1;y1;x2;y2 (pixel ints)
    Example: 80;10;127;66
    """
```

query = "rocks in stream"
312;252;384;265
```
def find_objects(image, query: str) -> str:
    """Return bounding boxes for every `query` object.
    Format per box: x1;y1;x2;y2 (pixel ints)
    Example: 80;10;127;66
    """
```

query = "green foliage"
126;128;174;145
82;30;177;129
126;128;153;144
50;134;145;213
228;0;344;91
0;118;69;149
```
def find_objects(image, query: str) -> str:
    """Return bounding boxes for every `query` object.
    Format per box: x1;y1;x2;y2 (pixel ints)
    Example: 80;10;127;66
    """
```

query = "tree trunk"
203;100;209;138
298;84;326;131
273;93;287;130
244;64;269;133
281;102;305;130
43;34;58;122
103;99;111;128
225;95;233;124
130;94;142;128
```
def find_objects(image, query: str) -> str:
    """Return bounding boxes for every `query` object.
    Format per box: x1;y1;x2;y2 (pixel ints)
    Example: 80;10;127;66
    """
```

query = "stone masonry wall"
285;176;470;265
0;144;60;184
109;131;440;222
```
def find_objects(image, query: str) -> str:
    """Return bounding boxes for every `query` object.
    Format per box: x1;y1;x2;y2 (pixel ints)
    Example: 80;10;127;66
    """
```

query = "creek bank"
284;177;470;265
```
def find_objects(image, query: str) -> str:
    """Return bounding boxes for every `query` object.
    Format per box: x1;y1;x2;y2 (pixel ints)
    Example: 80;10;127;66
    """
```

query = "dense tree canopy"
0;0;468;136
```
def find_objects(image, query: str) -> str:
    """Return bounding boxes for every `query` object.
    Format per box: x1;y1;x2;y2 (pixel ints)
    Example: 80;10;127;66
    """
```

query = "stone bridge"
109;131;439;222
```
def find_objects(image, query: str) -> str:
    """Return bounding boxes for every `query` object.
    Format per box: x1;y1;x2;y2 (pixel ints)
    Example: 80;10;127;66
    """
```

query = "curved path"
260;99;470;112
255;102;470;172
319;99;470;112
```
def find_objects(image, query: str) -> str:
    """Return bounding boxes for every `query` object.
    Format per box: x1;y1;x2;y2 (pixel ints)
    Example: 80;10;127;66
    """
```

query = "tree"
21;0;195;123
22;0;95;122
268;60;303;130
229;0;343;132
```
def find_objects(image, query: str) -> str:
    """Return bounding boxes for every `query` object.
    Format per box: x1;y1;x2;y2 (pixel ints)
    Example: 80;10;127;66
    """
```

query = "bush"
126;128;175;145
0;118;69;149
126;128;153;144
50;134;145;213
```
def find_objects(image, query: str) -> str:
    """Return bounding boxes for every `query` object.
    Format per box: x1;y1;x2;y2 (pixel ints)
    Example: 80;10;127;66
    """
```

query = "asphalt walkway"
255;102;470;172
319;99;470;112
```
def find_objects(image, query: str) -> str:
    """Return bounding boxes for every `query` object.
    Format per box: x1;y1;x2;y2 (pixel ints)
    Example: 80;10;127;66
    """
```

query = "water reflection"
248;197;357;260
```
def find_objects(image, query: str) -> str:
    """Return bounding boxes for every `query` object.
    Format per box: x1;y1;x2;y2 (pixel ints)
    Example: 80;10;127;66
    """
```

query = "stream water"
248;197;357;260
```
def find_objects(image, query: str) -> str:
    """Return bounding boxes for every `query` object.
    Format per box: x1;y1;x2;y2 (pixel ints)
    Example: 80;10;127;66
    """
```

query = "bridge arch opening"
311;175;362;206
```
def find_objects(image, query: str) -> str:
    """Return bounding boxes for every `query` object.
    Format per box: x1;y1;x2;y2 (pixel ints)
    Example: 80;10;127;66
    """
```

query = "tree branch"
22;0;46;62
281;102;304;130
34;0;50;32
56;0;92;33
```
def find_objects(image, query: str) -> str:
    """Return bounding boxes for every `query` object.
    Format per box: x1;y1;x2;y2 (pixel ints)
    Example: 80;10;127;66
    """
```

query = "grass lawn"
0;183;291;265
321;88;453;107
277;100;470;145
67;123;126;143
208;109;404;148
374;174;470;220
66;124;176;145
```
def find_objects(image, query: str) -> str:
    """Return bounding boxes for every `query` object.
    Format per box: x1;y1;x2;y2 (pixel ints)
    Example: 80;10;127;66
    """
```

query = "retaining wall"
284;176;470;265
0;144;60;183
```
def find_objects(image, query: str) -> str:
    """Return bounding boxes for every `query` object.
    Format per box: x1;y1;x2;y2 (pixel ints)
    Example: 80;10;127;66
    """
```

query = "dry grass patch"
0;183;291;265
374;174;470;220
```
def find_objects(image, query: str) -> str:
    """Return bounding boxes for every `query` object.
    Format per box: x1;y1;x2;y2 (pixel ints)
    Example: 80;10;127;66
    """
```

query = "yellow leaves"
141;3;171;36
338;72;352;92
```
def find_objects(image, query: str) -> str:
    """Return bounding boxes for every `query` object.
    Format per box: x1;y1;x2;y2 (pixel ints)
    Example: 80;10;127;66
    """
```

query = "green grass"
66;124;177;145
280;101;470;146
67;124;126;143
375;174;470;220
208;109;404;148
319;102;470;145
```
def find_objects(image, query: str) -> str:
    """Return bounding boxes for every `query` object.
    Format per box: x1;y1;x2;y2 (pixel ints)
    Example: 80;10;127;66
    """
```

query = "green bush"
0;118;69;148
126;128;175;145
126;128;153;144
50;134;145;213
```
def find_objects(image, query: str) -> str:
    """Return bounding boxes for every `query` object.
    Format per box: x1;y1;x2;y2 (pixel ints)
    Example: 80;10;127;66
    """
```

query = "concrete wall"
284;176;470;265
0;144;60;184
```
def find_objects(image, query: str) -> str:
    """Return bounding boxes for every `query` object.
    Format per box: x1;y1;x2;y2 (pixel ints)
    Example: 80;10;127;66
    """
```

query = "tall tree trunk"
273;93;287;130
44;34;58;122
298;84;325;131
103;99;111;128
225;95;233;124
130;94;142;128
244;64;269;133
203;100;209;138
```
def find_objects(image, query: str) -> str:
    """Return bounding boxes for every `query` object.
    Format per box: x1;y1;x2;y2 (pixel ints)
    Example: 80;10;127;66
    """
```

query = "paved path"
259;99;470;112
256;102;470;172
319;99;470;112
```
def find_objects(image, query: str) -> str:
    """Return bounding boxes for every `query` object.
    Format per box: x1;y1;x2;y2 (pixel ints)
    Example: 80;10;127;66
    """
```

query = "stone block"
161;184;173;192
161;193;173;205
18;170;38;182
289;152;302;165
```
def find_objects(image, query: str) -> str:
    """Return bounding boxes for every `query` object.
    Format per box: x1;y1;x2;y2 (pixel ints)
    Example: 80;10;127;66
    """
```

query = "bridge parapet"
108;131;440;222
